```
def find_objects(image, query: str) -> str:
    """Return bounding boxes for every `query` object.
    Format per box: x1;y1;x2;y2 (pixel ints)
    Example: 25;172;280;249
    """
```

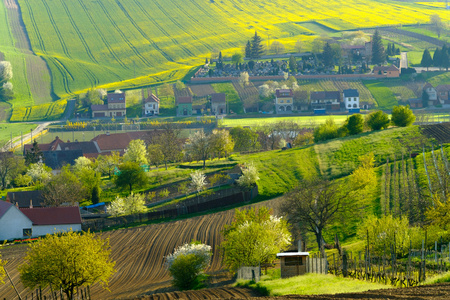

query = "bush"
365;110;390;130
313;118;340;142
165;241;212;290
346;114;364;135
391;105;415;127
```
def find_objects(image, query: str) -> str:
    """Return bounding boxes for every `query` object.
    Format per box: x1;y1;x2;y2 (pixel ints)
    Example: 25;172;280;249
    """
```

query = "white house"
143;94;160;116
0;201;33;241
343;89;359;109
0;201;82;241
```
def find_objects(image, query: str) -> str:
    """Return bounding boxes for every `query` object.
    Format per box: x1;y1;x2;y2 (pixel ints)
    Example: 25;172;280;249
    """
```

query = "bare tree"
185;131;212;169
151;124;183;169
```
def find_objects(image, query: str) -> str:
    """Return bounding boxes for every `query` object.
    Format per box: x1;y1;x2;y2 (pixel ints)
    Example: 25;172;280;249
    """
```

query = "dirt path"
0;121;51;152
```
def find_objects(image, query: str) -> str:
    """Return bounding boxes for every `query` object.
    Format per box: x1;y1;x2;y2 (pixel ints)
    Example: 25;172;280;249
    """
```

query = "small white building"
143;94;160;116
0;201;82;241
0;201;33;241
343;89;359;109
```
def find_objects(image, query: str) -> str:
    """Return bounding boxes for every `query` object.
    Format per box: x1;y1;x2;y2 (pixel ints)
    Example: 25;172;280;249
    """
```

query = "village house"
91;91;126;118
423;83;438;106
143;94;160;116
210;93;226;115
6;190;44;208
435;85;450;105
310;91;341;112
176;96;193;116
0;201;82;241
373;65;400;78
408;98;423;109
275;89;294;114
343;89;360;113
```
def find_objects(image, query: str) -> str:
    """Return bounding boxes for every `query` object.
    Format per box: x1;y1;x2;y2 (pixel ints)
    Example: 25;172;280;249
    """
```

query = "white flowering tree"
222;207;291;273
165;241;212;290
26;162;52;184
107;193;146;216
236;162;259;191
123;139;148;166
73;156;92;172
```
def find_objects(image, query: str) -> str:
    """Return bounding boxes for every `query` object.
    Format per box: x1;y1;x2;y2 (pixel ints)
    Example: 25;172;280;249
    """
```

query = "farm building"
143;94;160;116
408;98;423;108
0;202;82;241
373;65;400;78
210;93;226;115
277;251;310;278
91;91;126;118
310;91;341;112
275;89;294;114
176;96;193;116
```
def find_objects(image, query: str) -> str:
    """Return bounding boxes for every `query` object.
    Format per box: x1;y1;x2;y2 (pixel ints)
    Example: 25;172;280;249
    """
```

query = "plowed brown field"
0;200;282;299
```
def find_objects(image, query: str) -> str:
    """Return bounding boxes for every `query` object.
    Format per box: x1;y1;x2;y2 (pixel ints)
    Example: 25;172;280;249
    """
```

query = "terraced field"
0;200;281;299
12;0;450;101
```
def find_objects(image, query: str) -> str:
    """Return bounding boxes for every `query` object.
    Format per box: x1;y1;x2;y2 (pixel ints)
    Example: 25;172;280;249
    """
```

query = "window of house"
280;100;284;103
23;228;32;237
285;256;303;266
348;104;351;107
287;100;290;103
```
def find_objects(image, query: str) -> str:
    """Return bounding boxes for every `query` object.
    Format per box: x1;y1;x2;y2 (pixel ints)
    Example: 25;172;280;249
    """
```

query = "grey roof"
0;200;14;219
91;104;108;111
210;93;226;103
43;149;83;169
6;191;44;208
343;89;359;97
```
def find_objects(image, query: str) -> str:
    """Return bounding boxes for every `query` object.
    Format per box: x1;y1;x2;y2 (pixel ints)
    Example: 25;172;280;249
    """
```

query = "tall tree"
421;49;433;71
151;124;183;169
185;131;212;169
365;110;390;130
270;41;285;55
251;32;264;60
210;129;234;159
114;162;148;193
0;152;25;189
289;55;297;73
123;139;148;166
229;126;259;152
391;105;416;127
371;30;385;65
441;48;450;71
433;47;441;67
322;42;334;67
19;230;116;300
430;14;444;38
346;113;364;135
41;165;86;206
245;40;252;58
25;140;42;165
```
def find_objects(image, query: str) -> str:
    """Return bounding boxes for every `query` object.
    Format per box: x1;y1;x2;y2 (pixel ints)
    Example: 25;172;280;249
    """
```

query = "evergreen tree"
251;32;264;60
433;47;441;67
371;30;385;65
421;49;433;71
322;42;334;67
25;140;43;165
387;43;392;56
289;55;297;73
245;40;252;58
441;50;450;71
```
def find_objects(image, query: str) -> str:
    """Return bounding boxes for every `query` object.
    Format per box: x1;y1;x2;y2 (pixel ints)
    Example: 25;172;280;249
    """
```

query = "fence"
82;187;256;231
326;244;449;287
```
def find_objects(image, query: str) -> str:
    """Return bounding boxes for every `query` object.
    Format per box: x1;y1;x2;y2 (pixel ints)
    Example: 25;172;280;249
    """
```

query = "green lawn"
363;81;397;109
0;122;38;149
237;273;389;296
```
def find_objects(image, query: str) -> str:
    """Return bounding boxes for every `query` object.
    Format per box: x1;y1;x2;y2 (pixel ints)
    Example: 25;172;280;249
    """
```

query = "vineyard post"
431;145;445;199
440;145;450;175
435;241;438;263
422;146;434;205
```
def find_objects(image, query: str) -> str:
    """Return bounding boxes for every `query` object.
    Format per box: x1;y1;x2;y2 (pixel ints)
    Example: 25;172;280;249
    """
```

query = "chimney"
15;202;19;208
298;238;302;252
30;199;33;209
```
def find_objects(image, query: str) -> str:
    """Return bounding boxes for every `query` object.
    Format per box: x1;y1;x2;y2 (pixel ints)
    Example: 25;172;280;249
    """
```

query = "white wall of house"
144;103;159;115
0;207;33;241
344;96;359;109
32;224;82;237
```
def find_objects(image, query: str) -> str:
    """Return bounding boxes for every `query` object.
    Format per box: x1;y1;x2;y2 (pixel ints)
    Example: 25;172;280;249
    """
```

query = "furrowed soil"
0;200;282;299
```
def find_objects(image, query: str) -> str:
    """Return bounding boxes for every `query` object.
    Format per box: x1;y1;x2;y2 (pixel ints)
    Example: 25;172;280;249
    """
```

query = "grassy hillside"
14;0;450;100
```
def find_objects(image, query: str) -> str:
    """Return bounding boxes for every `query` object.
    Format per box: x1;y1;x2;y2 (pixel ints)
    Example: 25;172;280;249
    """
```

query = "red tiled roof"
20;207;82;225
436;85;450;92
373;65;399;72
145;94;160;103
176;96;193;104
423;83;434;90
276;89;293;98
91;131;154;152
310;91;341;101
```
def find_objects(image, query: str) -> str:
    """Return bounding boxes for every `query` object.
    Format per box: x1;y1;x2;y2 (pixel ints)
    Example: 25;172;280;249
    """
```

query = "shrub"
365;110;390;130
391;105;416;127
347;114;364;135
165;241;212;290
313;118;340;142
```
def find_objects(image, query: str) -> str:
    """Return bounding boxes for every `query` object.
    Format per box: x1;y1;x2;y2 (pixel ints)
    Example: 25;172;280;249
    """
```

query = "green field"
8;0;450;103
0;122;37;148
363;81;397;109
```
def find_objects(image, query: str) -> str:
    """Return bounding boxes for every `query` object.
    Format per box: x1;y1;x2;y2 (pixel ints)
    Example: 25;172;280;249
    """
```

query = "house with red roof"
373;65;400;77
275;89;294;114
0;201;82;241
143;94;160;116
91;91;126;118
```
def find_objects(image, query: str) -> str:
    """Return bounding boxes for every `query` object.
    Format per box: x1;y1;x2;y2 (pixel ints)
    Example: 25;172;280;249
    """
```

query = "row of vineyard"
381;144;450;223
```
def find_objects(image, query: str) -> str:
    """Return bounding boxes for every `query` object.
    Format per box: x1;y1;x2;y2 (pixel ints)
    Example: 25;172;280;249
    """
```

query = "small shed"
277;251;309;278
